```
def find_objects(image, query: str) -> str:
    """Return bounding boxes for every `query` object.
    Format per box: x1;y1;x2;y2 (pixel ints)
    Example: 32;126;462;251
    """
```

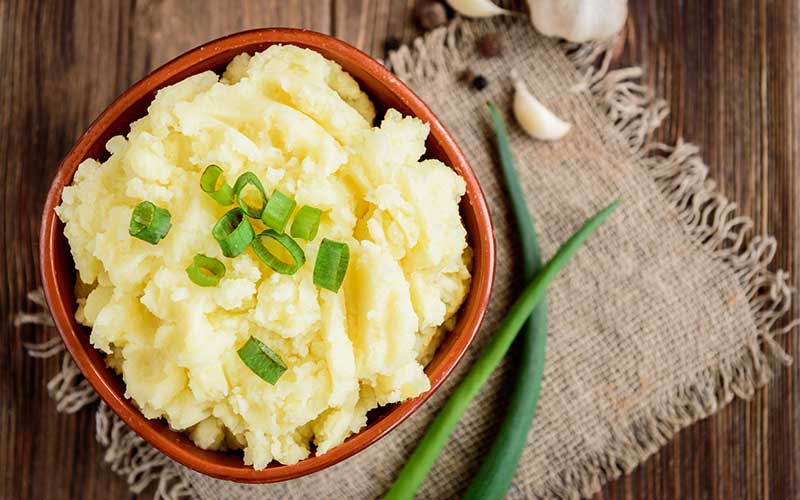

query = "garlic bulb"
445;0;512;18
512;75;571;141
527;0;628;42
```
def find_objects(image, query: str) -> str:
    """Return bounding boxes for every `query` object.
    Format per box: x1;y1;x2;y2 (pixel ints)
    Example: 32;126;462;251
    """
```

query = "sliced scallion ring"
212;208;255;257
251;229;306;275
185;254;226;287
290;205;322;241
261;189;296;233
128;201;171;245
233;171;267;218
237;336;287;385
200;165;234;205
313;238;350;292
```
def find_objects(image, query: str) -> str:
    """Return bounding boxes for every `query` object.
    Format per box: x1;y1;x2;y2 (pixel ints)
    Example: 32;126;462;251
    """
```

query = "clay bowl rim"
39;27;496;483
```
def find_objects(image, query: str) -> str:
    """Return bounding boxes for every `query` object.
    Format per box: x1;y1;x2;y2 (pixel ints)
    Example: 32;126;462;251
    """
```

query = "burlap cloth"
20;17;796;500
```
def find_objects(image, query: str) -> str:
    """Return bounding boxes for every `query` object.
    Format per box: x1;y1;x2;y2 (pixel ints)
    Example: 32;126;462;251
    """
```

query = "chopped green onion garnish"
237;336;287;385
233;172;267;218
251;229;306;275
185;254;226;287
200;165;234;205
128;201;171;245
290;205;322;241
212;208;255;257
313;239;349;292
261;190;296;233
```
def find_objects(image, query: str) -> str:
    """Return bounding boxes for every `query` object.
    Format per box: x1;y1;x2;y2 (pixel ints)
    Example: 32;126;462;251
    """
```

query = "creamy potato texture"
56;45;471;469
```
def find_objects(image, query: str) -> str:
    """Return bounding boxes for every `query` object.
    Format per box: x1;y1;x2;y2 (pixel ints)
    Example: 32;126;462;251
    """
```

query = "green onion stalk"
383;198;620;500
461;102;547;499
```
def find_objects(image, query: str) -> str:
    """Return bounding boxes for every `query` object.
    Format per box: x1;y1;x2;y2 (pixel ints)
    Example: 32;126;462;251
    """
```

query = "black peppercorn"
415;1;448;31
478;33;502;58
471;74;489;90
383;36;402;54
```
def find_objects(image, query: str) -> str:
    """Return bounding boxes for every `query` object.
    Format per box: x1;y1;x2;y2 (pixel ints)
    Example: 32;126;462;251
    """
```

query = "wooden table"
2;1;797;498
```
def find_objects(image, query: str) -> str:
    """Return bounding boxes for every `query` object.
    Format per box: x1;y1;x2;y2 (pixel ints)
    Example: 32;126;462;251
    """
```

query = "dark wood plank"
2;1;797;499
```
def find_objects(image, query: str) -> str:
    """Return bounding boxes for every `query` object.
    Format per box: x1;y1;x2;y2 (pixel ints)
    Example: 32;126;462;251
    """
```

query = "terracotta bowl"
39;28;495;483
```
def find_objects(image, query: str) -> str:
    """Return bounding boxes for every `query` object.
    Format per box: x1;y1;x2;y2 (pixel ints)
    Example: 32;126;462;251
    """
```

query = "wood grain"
1;1;797;499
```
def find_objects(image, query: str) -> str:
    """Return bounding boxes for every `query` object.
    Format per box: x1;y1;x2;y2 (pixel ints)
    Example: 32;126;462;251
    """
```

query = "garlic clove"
445;0;512;18
512;77;571;141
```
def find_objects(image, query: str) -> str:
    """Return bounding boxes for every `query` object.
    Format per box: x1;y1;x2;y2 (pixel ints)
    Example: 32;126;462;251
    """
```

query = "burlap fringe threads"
17;290;190;500
18;17;796;500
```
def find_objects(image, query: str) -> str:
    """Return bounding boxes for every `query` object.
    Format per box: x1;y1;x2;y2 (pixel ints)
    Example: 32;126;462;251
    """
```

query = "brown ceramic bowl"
39;28;495;483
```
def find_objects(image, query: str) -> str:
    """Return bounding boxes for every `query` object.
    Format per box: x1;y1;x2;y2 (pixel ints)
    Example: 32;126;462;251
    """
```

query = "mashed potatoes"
56;45;471;468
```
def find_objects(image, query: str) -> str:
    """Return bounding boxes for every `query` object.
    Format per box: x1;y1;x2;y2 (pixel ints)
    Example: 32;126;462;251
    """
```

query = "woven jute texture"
22;17;795;500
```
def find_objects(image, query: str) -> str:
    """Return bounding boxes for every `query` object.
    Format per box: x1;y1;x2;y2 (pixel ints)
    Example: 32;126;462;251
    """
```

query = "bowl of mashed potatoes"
40;28;495;482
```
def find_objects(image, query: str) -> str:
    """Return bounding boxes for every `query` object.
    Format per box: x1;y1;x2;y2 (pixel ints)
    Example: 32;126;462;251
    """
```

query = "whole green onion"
313;239;350;292
128;201;171;244
290;205;322;241
200;165;234;205
237;336;287;385
251;229;306;275
383;199;621;500
212;208;255;257
185;254;226;287
262;189;296;233
233;171;267;218
462;102;547;499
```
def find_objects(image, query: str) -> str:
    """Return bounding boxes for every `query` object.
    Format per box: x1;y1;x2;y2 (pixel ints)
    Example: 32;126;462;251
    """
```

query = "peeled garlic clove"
512;77;571;141
445;0;512;18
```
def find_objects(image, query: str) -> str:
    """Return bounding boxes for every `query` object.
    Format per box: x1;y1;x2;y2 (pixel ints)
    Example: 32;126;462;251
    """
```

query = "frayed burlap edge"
17;290;193;500
389;17;796;499
18;16;796;500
